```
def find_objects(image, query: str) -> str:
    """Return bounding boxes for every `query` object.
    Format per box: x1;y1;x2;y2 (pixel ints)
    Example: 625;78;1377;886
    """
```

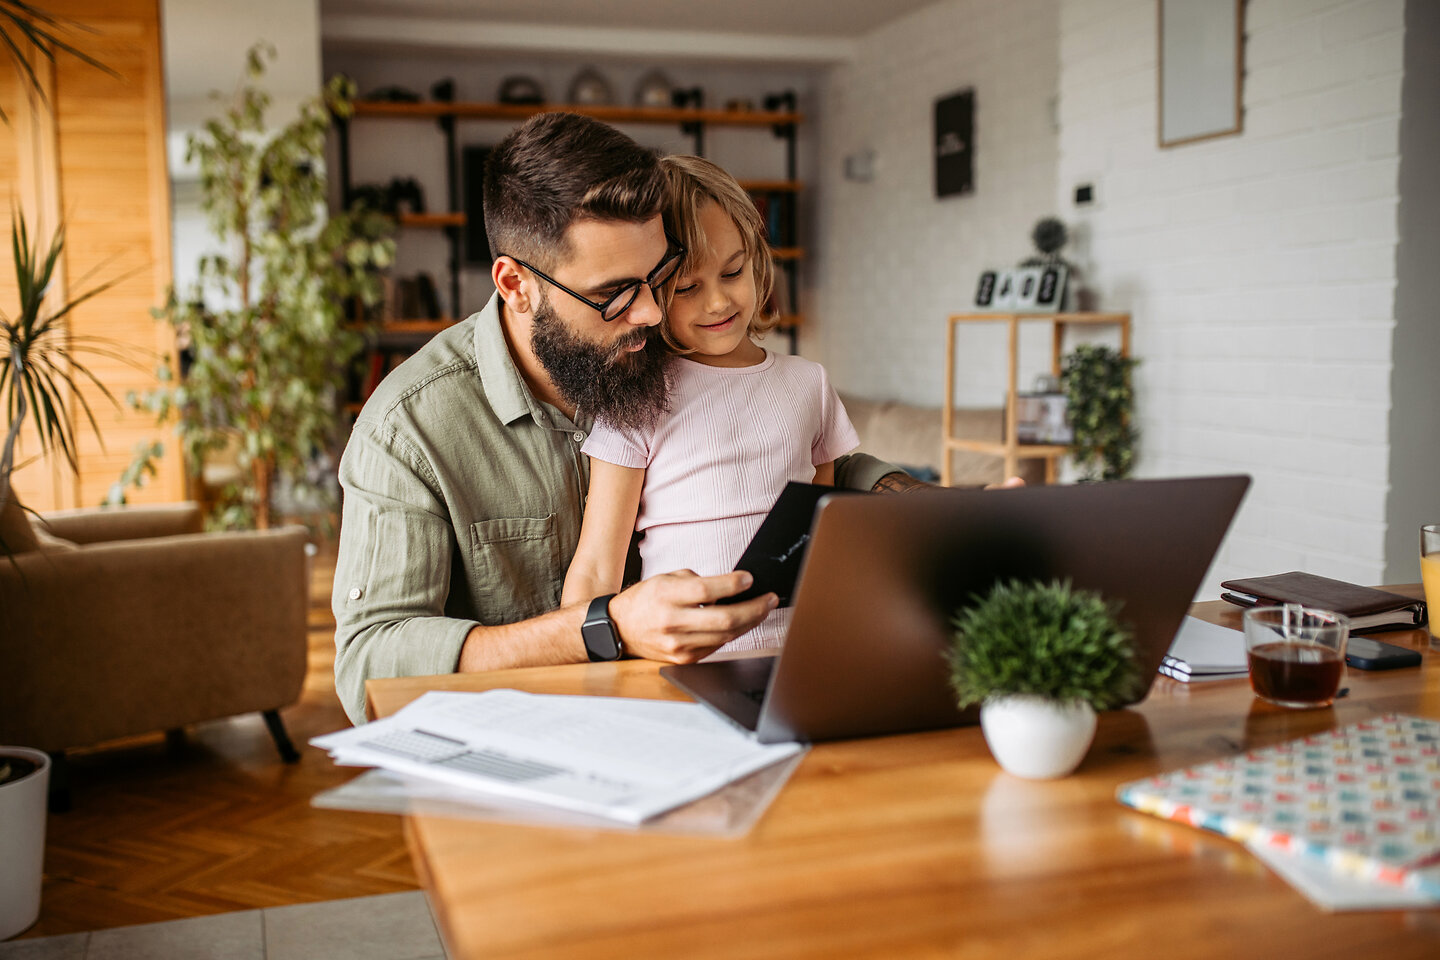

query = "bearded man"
332;113;904;725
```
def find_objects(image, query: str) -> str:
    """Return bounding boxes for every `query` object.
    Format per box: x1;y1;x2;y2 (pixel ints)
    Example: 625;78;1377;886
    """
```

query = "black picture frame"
934;89;974;198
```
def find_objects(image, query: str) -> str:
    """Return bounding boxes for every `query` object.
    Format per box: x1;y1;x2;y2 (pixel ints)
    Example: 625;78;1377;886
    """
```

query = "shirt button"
348;587;363;601
573;432;585;443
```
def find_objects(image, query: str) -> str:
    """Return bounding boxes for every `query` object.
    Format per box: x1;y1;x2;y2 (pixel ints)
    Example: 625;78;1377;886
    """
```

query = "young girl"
562;155;860;652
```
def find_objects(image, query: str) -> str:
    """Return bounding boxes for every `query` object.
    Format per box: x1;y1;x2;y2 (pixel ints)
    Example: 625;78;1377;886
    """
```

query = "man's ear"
493;257;531;315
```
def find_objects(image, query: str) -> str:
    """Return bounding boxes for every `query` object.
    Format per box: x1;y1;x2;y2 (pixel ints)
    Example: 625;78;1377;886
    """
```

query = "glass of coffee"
1242;604;1349;709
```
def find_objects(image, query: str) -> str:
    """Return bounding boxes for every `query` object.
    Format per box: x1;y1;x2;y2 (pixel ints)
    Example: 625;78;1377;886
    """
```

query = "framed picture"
1159;0;1243;148
934;89;974;198
1016;392;1073;445
1034;264;1068;311
1013;268;1043;311
974;271;998;309
992;270;1017;310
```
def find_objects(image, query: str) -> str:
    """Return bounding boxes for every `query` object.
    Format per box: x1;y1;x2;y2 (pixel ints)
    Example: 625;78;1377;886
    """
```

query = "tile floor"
0;891;448;960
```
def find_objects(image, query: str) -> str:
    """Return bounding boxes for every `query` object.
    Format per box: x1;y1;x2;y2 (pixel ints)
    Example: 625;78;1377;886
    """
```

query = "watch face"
582;597;622;661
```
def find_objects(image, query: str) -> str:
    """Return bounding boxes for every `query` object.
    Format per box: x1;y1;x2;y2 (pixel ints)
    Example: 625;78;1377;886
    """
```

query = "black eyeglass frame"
501;236;687;323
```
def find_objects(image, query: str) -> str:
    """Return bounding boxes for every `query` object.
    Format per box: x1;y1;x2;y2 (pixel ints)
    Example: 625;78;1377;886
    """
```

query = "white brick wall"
1056;0;1405;594
805;0;1063;410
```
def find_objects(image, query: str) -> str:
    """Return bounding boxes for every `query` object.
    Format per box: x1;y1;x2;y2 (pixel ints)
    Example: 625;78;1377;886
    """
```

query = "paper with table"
1117;713;1440;908
311;689;805;828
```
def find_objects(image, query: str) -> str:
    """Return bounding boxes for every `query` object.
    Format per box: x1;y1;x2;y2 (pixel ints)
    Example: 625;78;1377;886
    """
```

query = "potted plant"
947;579;1141;779
1061;343;1138;481
0;749;50;939
124;45;394;530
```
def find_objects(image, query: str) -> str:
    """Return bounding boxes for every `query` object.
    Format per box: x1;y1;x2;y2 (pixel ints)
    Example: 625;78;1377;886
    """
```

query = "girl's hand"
607;570;778;663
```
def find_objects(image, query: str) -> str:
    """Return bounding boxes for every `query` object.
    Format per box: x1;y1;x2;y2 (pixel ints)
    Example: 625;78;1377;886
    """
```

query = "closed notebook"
1219;572;1426;633
1116;714;1440;897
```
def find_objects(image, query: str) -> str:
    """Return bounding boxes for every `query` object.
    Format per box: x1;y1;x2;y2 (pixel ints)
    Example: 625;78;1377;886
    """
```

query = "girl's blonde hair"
657;154;778;352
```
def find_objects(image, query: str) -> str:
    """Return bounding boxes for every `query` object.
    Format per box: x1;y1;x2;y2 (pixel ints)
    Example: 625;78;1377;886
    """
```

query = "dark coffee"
1247;641;1344;706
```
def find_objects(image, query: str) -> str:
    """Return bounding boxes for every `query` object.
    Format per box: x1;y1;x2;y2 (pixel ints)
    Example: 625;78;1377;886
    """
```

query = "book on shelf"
1116;714;1440;898
1219;572;1427;633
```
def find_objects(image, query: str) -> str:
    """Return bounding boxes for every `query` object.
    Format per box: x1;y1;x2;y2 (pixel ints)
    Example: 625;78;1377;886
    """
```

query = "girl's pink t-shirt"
582;350;860;651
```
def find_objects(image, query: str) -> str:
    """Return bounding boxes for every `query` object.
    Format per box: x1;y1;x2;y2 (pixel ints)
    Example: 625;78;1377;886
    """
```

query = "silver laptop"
661;475;1250;743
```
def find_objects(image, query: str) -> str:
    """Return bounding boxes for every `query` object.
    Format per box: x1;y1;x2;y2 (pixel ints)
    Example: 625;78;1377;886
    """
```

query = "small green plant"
1061;344;1138;481
947;579;1141;710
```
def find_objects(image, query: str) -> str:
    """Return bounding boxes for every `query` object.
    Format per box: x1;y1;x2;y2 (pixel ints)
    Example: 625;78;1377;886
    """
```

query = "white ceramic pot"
0;747;50;940
979;696;1097;780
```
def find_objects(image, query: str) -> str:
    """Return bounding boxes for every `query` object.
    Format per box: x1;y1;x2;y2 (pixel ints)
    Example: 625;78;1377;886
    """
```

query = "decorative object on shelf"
934;88;975;198
973;270;997;308
1012;267;1043;310
126;45;395;529
1061;344;1138;482
991;269;1017;310
947;579;1140;779
498;75;545;105
351;176;426;216
0;747;50;939
430;78;455;102
567;66;614;106
763;90;797;113
1015;374;1072;445
1018;216;1073;311
725;98;754;112
1159;0;1242;148
671;86;703;110
633;69;673;108
364;84;420;103
395;273;442;320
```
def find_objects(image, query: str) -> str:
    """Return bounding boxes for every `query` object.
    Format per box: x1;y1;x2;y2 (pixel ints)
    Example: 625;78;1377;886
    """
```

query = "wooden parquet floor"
19;542;419;939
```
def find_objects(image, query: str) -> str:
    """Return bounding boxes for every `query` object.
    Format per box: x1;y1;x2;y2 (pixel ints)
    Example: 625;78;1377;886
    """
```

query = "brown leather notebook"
1219;571;1427;633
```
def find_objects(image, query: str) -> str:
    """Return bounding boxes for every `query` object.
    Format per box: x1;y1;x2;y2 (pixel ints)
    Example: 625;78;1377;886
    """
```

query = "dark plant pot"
0;747;49;939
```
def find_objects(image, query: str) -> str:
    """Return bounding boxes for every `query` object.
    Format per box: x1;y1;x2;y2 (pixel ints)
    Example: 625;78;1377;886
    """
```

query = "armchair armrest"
0;525;309;752
37;502;205;545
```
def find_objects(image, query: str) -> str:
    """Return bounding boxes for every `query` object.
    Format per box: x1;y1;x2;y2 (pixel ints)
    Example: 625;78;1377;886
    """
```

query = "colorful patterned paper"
1116;714;1440;897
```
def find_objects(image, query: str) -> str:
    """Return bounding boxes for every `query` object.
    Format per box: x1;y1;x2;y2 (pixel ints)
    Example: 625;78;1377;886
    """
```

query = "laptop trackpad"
660;656;777;734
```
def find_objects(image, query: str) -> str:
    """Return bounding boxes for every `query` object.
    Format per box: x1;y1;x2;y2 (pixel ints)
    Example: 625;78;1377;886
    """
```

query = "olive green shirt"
333;294;895;724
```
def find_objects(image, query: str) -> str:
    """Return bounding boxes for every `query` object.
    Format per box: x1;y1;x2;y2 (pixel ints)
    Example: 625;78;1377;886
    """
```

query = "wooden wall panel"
0;0;183;511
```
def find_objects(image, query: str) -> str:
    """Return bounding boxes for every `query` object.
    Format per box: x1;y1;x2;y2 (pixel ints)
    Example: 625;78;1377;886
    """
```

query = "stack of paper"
1158;616;1249;683
1117;714;1440;910
311;690;804;825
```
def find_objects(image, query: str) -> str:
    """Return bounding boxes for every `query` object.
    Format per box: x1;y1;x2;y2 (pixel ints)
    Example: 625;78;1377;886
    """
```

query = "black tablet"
717;481;866;606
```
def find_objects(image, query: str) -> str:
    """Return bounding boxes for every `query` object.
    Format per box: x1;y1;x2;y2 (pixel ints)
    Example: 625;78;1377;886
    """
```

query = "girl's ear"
493;257;532;315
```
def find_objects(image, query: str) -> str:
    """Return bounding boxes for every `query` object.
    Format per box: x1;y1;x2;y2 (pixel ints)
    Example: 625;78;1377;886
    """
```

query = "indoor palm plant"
127;45;394;530
947;579;1141;779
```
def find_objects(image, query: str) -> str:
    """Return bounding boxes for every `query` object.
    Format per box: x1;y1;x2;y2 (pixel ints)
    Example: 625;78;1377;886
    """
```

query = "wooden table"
367;588;1440;959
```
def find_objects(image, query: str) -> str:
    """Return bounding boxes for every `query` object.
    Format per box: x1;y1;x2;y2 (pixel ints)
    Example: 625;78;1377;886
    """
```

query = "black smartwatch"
581;593;624;662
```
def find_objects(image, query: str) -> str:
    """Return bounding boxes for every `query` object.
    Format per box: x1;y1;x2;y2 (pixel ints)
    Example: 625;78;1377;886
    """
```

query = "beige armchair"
0;499;309;780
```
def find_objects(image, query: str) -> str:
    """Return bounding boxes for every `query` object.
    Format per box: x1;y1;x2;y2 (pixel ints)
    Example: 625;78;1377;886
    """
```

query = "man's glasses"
504;238;686;323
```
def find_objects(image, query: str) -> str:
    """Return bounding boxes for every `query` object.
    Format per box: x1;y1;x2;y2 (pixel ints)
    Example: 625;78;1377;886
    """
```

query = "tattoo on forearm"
872;471;929;494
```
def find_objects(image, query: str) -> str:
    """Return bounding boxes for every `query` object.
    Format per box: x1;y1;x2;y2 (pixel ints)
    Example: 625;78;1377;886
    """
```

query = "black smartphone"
1344;636;1422;670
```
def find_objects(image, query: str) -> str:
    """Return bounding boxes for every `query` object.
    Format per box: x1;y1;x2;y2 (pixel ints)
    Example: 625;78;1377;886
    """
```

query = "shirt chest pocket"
467;514;564;623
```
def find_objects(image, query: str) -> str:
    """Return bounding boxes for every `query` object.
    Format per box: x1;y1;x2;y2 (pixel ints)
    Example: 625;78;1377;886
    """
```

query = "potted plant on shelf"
947;579;1141;779
1061;344;1138;481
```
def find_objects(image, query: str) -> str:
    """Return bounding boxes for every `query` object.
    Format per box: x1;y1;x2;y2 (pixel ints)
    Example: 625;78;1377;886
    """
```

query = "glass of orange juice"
1423;524;1440;637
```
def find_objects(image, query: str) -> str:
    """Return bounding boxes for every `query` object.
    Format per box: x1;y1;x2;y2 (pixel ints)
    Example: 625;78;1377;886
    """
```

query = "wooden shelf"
942;311;1132;486
775;314;803;329
771;247;804;261
398;212;465;228
352;101;803;127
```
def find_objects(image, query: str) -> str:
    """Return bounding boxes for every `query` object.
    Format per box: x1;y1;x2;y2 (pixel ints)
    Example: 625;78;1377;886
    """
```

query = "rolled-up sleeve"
833;452;901;492
333;418;479;724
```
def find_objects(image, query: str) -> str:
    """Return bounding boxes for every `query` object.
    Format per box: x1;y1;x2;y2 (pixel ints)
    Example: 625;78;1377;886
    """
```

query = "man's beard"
530;293;670;432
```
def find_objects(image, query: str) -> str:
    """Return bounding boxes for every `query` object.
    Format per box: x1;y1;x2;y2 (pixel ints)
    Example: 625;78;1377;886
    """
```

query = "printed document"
311;690;803;824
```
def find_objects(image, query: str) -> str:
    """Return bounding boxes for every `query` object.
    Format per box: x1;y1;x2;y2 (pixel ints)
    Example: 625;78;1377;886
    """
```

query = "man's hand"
607;570;778;663
986;476;1026;490
872;470;1026;493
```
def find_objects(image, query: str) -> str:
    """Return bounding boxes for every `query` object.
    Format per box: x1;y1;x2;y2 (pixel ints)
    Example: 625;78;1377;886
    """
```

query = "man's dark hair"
483;112;665;269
